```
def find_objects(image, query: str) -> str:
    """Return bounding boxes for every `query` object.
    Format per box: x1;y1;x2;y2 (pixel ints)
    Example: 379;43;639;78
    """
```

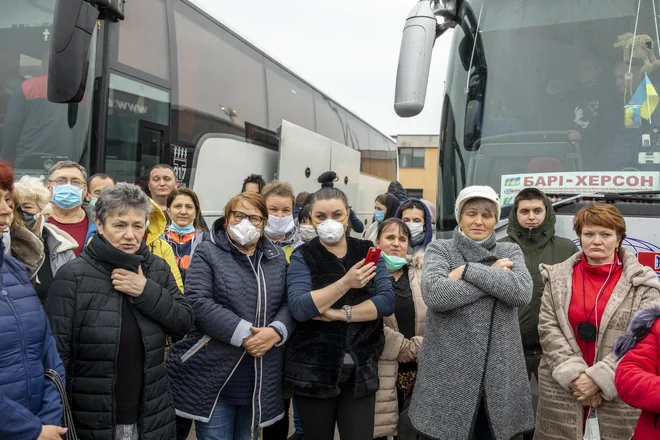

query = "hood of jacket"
9;223;44;279
394;198;434;250
146;199;167;247
387;181;408;203
506;190;557;251
81;201;96;222
613;305;660;359
42;222;78;254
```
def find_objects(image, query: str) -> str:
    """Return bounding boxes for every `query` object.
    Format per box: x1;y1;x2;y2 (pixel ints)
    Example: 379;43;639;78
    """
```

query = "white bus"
394;0;660;272
0;0;396;223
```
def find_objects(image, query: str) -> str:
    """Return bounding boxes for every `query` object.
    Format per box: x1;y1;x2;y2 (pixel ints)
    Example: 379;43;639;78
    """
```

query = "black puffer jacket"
44;235;194;440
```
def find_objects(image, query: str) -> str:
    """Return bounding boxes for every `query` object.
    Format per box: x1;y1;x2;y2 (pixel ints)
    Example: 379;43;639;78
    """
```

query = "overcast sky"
191;0;451;138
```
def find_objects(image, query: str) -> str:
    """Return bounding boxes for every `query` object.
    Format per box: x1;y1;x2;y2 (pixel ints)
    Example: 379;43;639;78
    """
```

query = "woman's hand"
243;327;281;358
112;266;147;297
571;373;600;402
38;426;67;440
448;265;466;280
341;259;376;290
313;308;347;322
398;339;415;363
581;393;603;408
491;259;513;271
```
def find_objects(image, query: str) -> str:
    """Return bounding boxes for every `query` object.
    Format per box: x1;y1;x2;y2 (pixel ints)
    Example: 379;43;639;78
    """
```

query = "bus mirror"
48;0;98;104
394;1;455;118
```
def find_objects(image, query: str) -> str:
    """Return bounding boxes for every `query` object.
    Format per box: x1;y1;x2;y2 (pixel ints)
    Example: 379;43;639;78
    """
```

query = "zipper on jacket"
4;288;33;405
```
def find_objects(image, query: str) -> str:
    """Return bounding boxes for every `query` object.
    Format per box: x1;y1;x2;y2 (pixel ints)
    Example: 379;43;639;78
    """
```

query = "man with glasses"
46;161;95;256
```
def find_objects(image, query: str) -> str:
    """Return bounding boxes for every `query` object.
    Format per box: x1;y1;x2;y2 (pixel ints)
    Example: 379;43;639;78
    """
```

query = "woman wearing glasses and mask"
167;192;293;440
285;172;394;440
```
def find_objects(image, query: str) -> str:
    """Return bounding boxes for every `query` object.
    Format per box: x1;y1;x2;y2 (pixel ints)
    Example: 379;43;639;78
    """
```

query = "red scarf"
568;253;623;366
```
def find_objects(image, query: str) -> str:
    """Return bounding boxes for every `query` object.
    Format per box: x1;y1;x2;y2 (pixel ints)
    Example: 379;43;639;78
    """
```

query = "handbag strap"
44;369;78;440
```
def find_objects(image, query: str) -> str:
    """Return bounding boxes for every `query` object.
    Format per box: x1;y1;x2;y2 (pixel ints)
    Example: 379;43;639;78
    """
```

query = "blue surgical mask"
51;184;83;209
169;221;195;235
382;252;407;272
90;197;98;206
374;210;385;223
406;222;425;245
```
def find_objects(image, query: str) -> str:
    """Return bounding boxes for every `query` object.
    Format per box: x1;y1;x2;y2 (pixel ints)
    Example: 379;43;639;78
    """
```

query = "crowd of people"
1;158;660;440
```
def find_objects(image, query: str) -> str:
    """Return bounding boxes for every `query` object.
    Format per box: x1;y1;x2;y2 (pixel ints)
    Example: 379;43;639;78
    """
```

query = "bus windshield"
440;0;660;227
0;0;96;177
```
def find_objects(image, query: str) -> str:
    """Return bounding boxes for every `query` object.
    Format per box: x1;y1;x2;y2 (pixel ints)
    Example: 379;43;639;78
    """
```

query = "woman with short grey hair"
408;185;534;440
45;182;194;440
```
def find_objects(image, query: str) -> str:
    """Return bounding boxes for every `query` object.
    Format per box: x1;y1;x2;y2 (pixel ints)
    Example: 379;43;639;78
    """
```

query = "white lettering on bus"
108;99;149;114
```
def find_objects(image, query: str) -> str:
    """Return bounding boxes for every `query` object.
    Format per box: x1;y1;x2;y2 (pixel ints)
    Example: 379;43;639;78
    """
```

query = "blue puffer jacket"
0;244;65;440
167;218;293;430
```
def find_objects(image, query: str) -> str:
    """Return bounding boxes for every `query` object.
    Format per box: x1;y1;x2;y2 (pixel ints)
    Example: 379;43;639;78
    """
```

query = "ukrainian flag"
629;73;659;120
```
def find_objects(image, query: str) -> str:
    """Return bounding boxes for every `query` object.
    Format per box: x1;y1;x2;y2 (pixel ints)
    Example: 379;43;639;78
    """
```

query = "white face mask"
229;219;261;246
299;224;317;241
264;214;295;237
316;219;345;244
406;222;425;245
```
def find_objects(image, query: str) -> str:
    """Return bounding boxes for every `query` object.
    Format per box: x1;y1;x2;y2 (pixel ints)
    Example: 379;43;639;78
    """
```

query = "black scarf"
86;234;146;273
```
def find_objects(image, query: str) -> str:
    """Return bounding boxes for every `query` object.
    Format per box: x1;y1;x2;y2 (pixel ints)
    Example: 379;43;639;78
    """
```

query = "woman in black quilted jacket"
44;183;194;440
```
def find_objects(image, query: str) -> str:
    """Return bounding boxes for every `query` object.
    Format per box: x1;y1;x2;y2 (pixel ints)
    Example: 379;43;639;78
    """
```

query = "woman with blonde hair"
535;203;660;440
13;176;76;302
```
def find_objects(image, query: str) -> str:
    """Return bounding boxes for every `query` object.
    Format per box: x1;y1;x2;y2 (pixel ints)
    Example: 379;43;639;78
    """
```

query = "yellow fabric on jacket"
146;199;184;294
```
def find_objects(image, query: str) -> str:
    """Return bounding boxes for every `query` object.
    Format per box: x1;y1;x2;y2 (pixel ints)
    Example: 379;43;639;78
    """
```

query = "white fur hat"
455;186;501;222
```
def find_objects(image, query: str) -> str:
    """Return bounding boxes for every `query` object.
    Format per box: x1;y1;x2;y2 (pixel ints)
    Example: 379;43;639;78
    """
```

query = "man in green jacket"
501;188;579;380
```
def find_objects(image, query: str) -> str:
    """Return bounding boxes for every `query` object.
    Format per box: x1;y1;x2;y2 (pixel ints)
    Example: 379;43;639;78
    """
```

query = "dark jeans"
295;385;376;440
262;398;291;440
524;348;542;440
414;398;494;440
176;415;193;440
524;348;542;382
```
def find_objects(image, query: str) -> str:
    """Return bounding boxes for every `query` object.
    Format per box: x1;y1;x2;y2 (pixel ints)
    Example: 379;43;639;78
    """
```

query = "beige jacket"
374;253;427;438
535;249;660;440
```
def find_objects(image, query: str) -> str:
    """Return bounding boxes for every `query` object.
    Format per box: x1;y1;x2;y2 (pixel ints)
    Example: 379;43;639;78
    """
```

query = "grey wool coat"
408;233;535;440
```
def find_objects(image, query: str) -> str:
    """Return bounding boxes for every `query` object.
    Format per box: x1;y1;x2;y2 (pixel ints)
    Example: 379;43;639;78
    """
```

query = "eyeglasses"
49;178;86;188
232;211;264;226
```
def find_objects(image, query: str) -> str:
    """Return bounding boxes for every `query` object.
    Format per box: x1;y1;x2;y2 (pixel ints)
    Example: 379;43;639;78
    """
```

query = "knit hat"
455;186;501;222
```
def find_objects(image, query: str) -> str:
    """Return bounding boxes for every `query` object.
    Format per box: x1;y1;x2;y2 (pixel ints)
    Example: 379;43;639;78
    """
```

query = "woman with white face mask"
261;181;301;262
285;171;394;440
395;199;433;254
167;192;293;440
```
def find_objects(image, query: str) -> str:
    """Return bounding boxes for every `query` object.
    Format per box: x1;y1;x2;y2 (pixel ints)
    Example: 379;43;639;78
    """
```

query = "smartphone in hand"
364;247;381;265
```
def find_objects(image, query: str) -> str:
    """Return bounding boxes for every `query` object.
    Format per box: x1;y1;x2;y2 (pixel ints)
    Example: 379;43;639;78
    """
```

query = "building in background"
394;135;440;202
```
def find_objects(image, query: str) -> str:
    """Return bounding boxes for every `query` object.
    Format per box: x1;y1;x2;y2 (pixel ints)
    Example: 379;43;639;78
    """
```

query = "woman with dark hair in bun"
285;171;394;440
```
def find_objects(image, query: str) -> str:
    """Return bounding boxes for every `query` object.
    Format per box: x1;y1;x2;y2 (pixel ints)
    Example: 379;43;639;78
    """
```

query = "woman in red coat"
614;305;660;440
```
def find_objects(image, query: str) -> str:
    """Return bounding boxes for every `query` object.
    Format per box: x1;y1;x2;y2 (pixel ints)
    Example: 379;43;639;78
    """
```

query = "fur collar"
9;224;44;279
614;305;660;359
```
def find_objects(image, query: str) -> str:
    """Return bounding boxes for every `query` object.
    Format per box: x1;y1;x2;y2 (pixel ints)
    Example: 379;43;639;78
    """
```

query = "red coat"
615;307;660;440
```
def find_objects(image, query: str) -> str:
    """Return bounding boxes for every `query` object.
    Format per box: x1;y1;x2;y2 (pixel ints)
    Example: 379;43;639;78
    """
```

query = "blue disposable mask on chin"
373;210;385;223
90;197;98;206
169;222;195;235
51;184;83;209
382;252;407;272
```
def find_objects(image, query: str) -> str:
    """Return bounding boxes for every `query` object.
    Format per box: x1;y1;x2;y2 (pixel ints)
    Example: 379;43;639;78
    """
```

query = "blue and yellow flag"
629;73;659;120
